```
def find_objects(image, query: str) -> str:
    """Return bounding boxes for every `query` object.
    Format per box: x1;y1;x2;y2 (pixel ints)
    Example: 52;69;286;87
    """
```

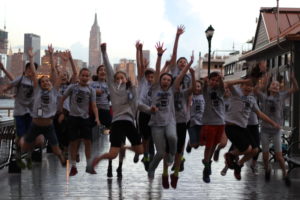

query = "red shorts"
200;125;225;148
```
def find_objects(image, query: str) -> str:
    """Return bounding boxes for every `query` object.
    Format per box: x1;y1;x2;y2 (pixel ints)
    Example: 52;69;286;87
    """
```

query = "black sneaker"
133;153;139;163
202;159;212;175
116;167;122;179
179;158;185;172
265;169;271;182
213;149;220;162
233;163;243;180
107;166;113;178
186;144;192;153
284;176;291;187
141;157;149;172
203;167;210;183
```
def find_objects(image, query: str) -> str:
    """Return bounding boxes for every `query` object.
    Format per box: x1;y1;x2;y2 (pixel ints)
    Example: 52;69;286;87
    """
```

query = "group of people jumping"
0;25;298;189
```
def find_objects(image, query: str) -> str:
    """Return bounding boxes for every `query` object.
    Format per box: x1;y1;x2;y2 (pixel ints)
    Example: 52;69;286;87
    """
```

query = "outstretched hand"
100;43;107;52
0;62;4;70
48;44;54;55
155;42;166;55
176;25;185;36
28;48;35;58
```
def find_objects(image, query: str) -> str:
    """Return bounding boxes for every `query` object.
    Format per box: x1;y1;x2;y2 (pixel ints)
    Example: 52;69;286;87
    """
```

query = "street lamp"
205;25;215;76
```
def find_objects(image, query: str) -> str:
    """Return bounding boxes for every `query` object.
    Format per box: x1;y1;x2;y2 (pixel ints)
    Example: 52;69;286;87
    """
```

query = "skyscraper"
89;13;102;73
24;33;41;65
0;29;8;54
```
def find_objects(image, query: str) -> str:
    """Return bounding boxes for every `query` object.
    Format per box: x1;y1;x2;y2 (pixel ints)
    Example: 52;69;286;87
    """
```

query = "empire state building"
89;13;102;73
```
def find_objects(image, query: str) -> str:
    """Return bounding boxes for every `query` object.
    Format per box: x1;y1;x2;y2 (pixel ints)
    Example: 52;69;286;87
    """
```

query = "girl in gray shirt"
88;43;144;174
255;73;298;185
21;48;66;168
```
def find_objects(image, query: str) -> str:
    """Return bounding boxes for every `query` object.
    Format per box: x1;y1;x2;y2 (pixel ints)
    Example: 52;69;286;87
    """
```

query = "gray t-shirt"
174;89;190;123
31;87;58;118
257;90;289;129
171;65;191;90
138;77;152;106
189;94;205;127
90;81;110;110
11;76;34;116
57;84;70;112
148;83;176;127
202;84;225;125
63;83;96;119
102;51;138;123
247;94;259;125
225;86;260;128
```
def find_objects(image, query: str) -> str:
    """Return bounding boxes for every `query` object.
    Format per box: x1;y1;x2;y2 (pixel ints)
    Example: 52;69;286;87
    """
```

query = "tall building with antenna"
89;13;102;73
24;33;41;65
0;29;8;54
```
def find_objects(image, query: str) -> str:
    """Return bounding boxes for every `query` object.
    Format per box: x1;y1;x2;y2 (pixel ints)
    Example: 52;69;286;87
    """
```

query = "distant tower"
89;13;102;73
24;33;41;65
0;29;8;54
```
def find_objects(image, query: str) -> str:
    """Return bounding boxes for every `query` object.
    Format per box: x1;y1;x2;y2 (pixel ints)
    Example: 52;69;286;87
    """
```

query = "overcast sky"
1;0;299;65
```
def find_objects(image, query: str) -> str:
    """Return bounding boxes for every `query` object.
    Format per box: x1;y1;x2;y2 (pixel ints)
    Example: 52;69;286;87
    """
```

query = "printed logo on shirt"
156;91;170;110
76;90;87;104
210;91;219;107
41;91;50;104
225;103;229;112
267;99;276;113
22;84;33;98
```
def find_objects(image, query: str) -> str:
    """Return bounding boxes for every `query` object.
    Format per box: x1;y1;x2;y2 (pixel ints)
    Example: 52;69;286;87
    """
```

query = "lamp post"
205;25;215;76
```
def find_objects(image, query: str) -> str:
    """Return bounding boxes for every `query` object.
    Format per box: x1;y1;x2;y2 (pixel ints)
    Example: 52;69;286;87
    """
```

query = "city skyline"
1;0;299;65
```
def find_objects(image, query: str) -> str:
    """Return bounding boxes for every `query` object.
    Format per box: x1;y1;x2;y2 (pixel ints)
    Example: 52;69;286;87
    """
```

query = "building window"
278;55;282;66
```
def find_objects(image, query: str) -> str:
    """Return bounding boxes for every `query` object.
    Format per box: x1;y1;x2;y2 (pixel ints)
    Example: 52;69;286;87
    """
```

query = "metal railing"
0;119;15;169
0;107;14;117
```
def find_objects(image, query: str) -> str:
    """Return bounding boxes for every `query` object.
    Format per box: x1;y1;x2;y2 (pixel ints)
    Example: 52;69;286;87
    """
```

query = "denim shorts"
188;125;202;146
14;114;32;137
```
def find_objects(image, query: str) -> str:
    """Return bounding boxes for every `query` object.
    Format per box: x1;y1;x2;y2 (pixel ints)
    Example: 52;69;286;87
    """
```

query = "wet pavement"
0;134;300;200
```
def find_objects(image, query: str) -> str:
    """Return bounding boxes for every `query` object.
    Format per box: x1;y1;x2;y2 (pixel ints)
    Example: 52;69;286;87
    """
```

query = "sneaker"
221;166;228;176
202;159;212;175
213;149;220;162
116;167;122;179
284;176;291;187
179;158;185;172
133;153;139;163
224;152;235;169
69;166;78;176
162;174;169;189
142;157;149;172
107;166;113;178
170;173;179;189
86;165;97;174
26;157;32;170
202;167;210;183
76;154;80;163
233;163;243;180
186;144;192;153
16;158;26;169
265;168;271;182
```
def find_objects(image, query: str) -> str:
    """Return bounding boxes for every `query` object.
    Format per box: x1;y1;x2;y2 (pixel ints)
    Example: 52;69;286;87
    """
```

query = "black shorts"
176;122;188;153
110;120;141;148
225;125;258;153
67;116;92;141
98;108;112;128
138;112;151;140
25;123;58;146
247;124;260;148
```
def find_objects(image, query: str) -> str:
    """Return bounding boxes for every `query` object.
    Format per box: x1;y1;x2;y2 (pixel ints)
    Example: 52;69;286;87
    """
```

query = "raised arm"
154;42;166;84
47;44;58;85
189;67;196;94
160;60;171;74
28;48;38;88
100;43;114;84
174;52;194;91
135;41;143;80
0;62;14;81
287;71;299;94
225;78;252;90
169;25;185;71
67;50;78;82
